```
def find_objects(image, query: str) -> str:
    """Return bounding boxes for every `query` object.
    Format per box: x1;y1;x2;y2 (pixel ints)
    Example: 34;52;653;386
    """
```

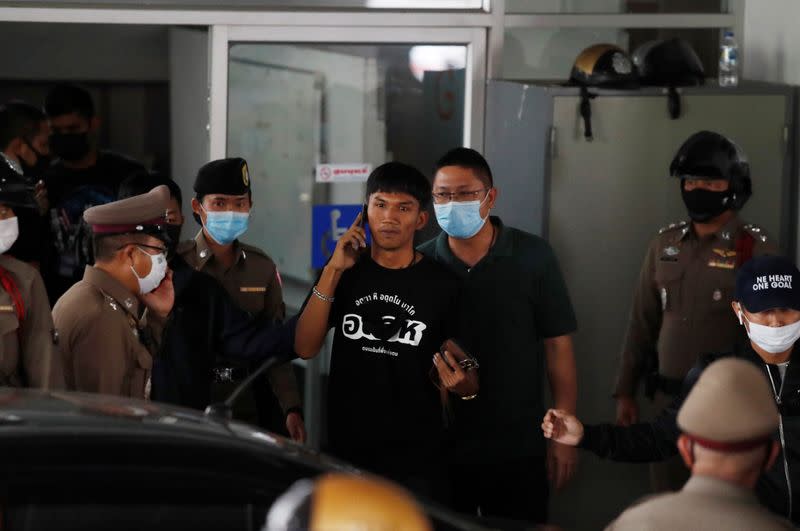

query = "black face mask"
681;186;733;223
19;141;52;178
50;132;90;162
165;224;183;259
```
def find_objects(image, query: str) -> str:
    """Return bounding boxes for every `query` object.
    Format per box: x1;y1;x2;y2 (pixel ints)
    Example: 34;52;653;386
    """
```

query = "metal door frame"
210;25;487;159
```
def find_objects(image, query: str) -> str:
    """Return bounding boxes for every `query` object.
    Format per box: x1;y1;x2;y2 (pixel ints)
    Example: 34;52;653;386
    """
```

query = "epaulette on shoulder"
658;220;688;235
742;223;769;243
239;242;270;259
103;293;121;312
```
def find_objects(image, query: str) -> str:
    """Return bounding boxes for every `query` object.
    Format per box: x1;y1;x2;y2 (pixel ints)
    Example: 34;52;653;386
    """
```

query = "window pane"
20;0;485;8
503;27;721;79
227;43;467;285
506;0;727;14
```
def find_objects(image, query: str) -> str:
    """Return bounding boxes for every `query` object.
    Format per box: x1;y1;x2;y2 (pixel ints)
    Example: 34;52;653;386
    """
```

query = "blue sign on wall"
311;204;369;269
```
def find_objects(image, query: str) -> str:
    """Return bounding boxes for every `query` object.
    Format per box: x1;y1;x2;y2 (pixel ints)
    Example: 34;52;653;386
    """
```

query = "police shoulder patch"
658;220;688;235
743;223;768;243
239;242;271;260
103;294;120;312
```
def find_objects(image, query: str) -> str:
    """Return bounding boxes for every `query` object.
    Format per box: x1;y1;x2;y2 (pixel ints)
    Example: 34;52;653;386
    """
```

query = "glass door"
209;25;486;447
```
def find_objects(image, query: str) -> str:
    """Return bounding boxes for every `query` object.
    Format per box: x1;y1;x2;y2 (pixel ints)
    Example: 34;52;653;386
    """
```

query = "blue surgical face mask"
433;192;490;239
200;205;250;245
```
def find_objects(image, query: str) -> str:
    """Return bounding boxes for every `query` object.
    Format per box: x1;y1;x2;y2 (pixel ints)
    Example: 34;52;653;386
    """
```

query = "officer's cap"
677;358;778;451
0;163;37;211
735;255;800;313
83;185;170;240
193;157;251;197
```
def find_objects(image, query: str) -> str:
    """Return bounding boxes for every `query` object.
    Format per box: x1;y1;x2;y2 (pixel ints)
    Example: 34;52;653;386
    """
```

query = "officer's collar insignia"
713;248;737;258
708;259;735;270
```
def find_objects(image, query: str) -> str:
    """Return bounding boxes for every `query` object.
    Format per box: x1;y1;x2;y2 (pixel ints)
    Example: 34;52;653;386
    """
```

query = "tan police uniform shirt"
178;231;301;413
615;216;777;396
0;254;65;389
53;266;165;399
605;476;795;531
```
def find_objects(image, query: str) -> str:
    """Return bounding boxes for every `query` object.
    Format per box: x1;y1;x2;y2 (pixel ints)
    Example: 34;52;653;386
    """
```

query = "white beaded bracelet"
312;285;335;303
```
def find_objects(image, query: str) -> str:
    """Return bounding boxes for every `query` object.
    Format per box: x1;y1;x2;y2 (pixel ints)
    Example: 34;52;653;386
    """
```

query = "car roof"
0;388;351;472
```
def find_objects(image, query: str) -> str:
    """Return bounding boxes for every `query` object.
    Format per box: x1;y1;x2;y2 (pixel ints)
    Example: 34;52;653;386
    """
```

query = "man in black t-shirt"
295;162;478;501
42;84;145;302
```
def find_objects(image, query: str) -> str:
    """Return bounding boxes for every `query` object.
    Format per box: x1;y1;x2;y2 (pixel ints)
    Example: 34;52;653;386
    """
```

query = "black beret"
193;157;251;197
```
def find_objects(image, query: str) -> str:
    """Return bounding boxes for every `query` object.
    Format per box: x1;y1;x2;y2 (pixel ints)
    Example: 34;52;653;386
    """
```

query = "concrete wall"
168;27;210;233
744;0;800;263
743;0;800;85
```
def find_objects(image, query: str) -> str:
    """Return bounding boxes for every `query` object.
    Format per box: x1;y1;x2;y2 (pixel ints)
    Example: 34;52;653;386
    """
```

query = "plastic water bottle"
719;30;739;87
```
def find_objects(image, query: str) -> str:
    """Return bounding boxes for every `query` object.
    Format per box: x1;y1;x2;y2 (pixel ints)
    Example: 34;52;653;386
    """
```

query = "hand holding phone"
352;203;368;251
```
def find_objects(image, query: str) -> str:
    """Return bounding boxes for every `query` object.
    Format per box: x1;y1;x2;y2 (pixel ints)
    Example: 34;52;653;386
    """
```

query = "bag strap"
735;230;755;267
0;264;25;326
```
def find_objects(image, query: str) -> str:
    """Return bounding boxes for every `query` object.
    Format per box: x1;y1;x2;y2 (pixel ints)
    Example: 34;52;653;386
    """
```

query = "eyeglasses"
432;189;489;204
117;243;167;254
138;244;167;254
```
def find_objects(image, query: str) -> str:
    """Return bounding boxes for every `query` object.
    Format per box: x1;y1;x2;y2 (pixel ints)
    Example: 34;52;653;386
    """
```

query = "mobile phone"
360;203;368;228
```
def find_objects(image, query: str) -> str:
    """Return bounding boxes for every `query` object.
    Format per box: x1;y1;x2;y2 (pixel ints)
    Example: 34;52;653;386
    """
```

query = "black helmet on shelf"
670;130;751;210
633;38;706;119
633;38;705;87
569;43;639;88
569;44;638;141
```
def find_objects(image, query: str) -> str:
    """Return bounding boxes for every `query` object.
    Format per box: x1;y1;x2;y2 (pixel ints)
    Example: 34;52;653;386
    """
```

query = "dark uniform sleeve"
534;242;577;338
259;265;302;414
21;270;65;390
220;313;299;366
143;310;169;356
581;360;705;461
615;241;662;397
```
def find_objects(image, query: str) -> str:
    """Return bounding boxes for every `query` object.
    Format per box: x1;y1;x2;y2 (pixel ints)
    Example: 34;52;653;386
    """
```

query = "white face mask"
131;247;168;295
0;217;20;255
739;309;800;354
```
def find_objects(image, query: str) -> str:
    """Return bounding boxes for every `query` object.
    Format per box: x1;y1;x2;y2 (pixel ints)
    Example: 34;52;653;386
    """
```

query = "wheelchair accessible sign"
312;204;370;269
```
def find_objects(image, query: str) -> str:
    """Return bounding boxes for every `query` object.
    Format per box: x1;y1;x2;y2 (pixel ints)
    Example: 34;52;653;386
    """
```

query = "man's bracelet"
312;285;334;303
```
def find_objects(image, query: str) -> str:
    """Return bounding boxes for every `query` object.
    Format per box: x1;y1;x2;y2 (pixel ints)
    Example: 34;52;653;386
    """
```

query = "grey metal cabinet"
485;80;796;530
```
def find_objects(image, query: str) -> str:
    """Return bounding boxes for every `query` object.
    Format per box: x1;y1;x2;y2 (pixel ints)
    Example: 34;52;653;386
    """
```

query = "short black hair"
93;233;152;263
365;162;431;210
434;147;494;188
118;171;183;208
0;101;46;150
44;83;95;119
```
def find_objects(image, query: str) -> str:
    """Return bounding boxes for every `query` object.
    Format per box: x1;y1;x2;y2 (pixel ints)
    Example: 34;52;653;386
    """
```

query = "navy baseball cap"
735;255;800;313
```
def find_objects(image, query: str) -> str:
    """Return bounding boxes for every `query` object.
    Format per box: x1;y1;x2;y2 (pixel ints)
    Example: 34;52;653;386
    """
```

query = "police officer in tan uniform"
53;185;173;399
0;164;64;389
614;131;777;491
606;358;794;530
179;158;304;441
